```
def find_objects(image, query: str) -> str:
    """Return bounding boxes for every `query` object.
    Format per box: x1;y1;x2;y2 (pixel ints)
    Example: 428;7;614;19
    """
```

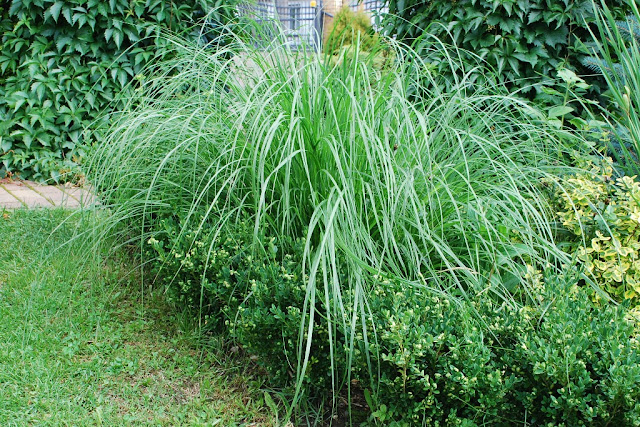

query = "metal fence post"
314;1;324;52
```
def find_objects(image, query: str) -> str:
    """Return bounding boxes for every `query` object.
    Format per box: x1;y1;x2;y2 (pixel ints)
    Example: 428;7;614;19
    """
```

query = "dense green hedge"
0;0;233;181
146;216;640;425
382;0;629;94
369;276;640;425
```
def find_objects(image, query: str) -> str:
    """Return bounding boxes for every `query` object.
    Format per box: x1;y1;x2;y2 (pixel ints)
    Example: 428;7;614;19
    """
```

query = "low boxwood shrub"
145;216;253;326
145;216;347;395
367;272;640;425
146;216;640;425
0;0;234;181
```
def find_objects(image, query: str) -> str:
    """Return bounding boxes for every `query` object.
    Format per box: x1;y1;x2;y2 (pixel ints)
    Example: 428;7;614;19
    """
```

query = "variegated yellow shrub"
554;158;640;303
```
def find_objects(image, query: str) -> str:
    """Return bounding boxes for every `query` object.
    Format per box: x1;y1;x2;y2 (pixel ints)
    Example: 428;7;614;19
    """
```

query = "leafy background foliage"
383;0;629;94
586;1;640;176
0;0;232;181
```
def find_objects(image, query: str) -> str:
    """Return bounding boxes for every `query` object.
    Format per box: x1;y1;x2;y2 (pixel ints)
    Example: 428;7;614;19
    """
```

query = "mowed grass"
0;209;273;426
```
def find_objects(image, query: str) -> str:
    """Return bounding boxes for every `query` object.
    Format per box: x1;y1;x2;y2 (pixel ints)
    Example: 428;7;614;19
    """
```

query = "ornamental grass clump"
84;30;576;410
588;0;640;175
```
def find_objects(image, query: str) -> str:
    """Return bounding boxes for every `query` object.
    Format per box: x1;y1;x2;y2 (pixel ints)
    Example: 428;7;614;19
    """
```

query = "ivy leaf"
63;7;73;25
528;10;542;23
85;92;95;108
543;28;568;48
55;36;72;52
113;30;123;49
498;18;518;33
117;69;127;88
105;28;113;43
49;2;64;22
23;134;32;149
75;13;87;28
513;52;539;67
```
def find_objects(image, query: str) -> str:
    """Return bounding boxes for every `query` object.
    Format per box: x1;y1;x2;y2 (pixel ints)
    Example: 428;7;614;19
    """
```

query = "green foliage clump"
552;157;640;304
324;6;378;55
368;274;640;425
230;238;346;394
145;217;346;395
145;216;252;325
582;15;639;83
146;218;640;424
0;0;233;181
382;0;629;93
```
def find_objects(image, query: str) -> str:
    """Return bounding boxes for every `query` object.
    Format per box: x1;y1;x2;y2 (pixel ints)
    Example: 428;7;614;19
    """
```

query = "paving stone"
4;187;54;208
0;180;95;209
14;194;53;208
0;187;24;208
0;187;24;209
62;187;96;205
30;185;74;207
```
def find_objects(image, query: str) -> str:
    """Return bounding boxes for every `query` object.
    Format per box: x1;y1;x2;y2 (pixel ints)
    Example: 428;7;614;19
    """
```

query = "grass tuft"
82;30;581;409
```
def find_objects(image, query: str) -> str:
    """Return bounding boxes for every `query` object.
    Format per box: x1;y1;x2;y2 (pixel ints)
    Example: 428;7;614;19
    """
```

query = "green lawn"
0;209;273;426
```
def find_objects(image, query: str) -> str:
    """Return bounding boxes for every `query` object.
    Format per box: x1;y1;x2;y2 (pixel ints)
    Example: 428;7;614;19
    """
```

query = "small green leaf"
113;30;123;49
557;68;580;84
548;105;574;118
63;7;73;24
364;388;375;410
49;2;64;22
263;392;279;424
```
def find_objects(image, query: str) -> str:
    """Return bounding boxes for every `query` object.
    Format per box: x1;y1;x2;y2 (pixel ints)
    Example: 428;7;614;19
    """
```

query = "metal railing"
350;0;385;11
349;0;388;30
238;1;323;51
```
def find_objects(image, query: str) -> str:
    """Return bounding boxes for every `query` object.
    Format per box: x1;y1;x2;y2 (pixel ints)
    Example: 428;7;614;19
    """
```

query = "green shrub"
145;216;346;397
145;216;252;325
382;0;629;94
145;217;640;424
0;0;234;181
367;273;640;425
324;6;378;55
551;156;640;306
